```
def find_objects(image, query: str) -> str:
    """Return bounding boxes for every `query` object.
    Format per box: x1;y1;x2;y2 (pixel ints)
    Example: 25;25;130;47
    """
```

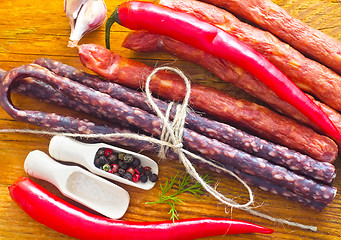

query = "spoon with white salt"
24;150;130;219
48;136;159;190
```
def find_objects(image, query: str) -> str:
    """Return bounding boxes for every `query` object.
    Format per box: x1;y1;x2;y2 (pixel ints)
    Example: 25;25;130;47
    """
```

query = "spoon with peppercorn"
48;136;159;190
24;150;130;219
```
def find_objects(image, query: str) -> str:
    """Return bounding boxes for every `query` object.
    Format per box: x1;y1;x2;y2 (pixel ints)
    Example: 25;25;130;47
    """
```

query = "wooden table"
0;0;340;239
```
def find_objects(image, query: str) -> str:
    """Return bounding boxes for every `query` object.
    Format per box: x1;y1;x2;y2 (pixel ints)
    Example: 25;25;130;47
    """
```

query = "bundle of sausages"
0;58;337;211
0;0;340;211
77;0;341;209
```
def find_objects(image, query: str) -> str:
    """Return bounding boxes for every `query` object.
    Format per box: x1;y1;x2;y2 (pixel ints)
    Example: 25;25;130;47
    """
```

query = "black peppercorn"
118;160;125;168
144;169;152;177
140;175;148;183
123;172;133;181
94;156;107;168
96;148;105;157
107;153;118;164
131;158;141;168
149;173;159;182
121;163;128;170
118;168;126;176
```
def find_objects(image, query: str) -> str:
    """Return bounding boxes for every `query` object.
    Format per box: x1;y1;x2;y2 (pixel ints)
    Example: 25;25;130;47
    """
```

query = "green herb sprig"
146;172;211;222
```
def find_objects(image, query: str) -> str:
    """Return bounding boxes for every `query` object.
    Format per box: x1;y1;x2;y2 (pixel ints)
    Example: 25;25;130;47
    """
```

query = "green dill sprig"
146;172;211;222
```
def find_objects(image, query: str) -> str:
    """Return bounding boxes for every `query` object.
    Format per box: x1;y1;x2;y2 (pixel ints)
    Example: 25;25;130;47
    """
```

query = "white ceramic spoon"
48;136;159;190
24;150;130;219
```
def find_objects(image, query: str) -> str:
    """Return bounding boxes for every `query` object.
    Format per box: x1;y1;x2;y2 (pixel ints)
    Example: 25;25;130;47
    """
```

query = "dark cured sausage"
0;64;336;205
11;77;126;128
78;43;338;163
191;157;326;211
201;0;341;76
33;58;336;184
160;0;341;112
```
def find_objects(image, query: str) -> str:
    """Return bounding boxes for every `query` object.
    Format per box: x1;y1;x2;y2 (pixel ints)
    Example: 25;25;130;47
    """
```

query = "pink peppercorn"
104;148;113;157
144;166;152;171
132;173;141;182
110;164;119;173
126;167;135;176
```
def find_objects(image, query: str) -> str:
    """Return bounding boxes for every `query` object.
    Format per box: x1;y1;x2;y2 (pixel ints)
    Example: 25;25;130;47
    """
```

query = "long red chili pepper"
105;1;341;142
9;177;273;239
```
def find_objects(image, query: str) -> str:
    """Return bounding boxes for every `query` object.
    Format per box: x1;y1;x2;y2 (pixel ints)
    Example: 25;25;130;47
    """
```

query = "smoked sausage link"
201;0;341;76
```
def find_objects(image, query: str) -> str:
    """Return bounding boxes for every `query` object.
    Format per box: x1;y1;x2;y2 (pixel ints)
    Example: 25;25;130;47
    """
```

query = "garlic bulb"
65;0;107;47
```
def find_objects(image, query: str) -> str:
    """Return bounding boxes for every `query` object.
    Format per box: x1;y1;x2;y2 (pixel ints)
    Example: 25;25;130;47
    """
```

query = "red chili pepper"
9;177;273;239
105;1;341;142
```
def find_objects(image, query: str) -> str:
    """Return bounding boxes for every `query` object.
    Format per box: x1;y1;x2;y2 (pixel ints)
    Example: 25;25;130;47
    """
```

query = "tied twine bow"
0;66;317;231
144;66;255;209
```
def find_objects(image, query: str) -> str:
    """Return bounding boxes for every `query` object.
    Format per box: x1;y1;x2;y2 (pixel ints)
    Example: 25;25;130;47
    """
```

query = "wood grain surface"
1;0;341;239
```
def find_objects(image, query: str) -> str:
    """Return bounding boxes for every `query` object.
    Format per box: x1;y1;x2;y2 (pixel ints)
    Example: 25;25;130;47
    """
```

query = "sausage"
191;157;327;211
78;43;338;163
12;77;125;128
184;130;336;204
0;64;336;205
33;58;336;184
160;0;341;112
201;0;341;76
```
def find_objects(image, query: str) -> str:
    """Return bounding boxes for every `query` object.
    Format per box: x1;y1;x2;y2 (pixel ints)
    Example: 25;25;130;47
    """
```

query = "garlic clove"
65;0;86;19
65;0;86;34
65;0;107;48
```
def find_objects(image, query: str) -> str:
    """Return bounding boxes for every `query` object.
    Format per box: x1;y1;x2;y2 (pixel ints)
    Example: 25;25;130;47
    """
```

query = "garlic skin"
65;0;107;47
